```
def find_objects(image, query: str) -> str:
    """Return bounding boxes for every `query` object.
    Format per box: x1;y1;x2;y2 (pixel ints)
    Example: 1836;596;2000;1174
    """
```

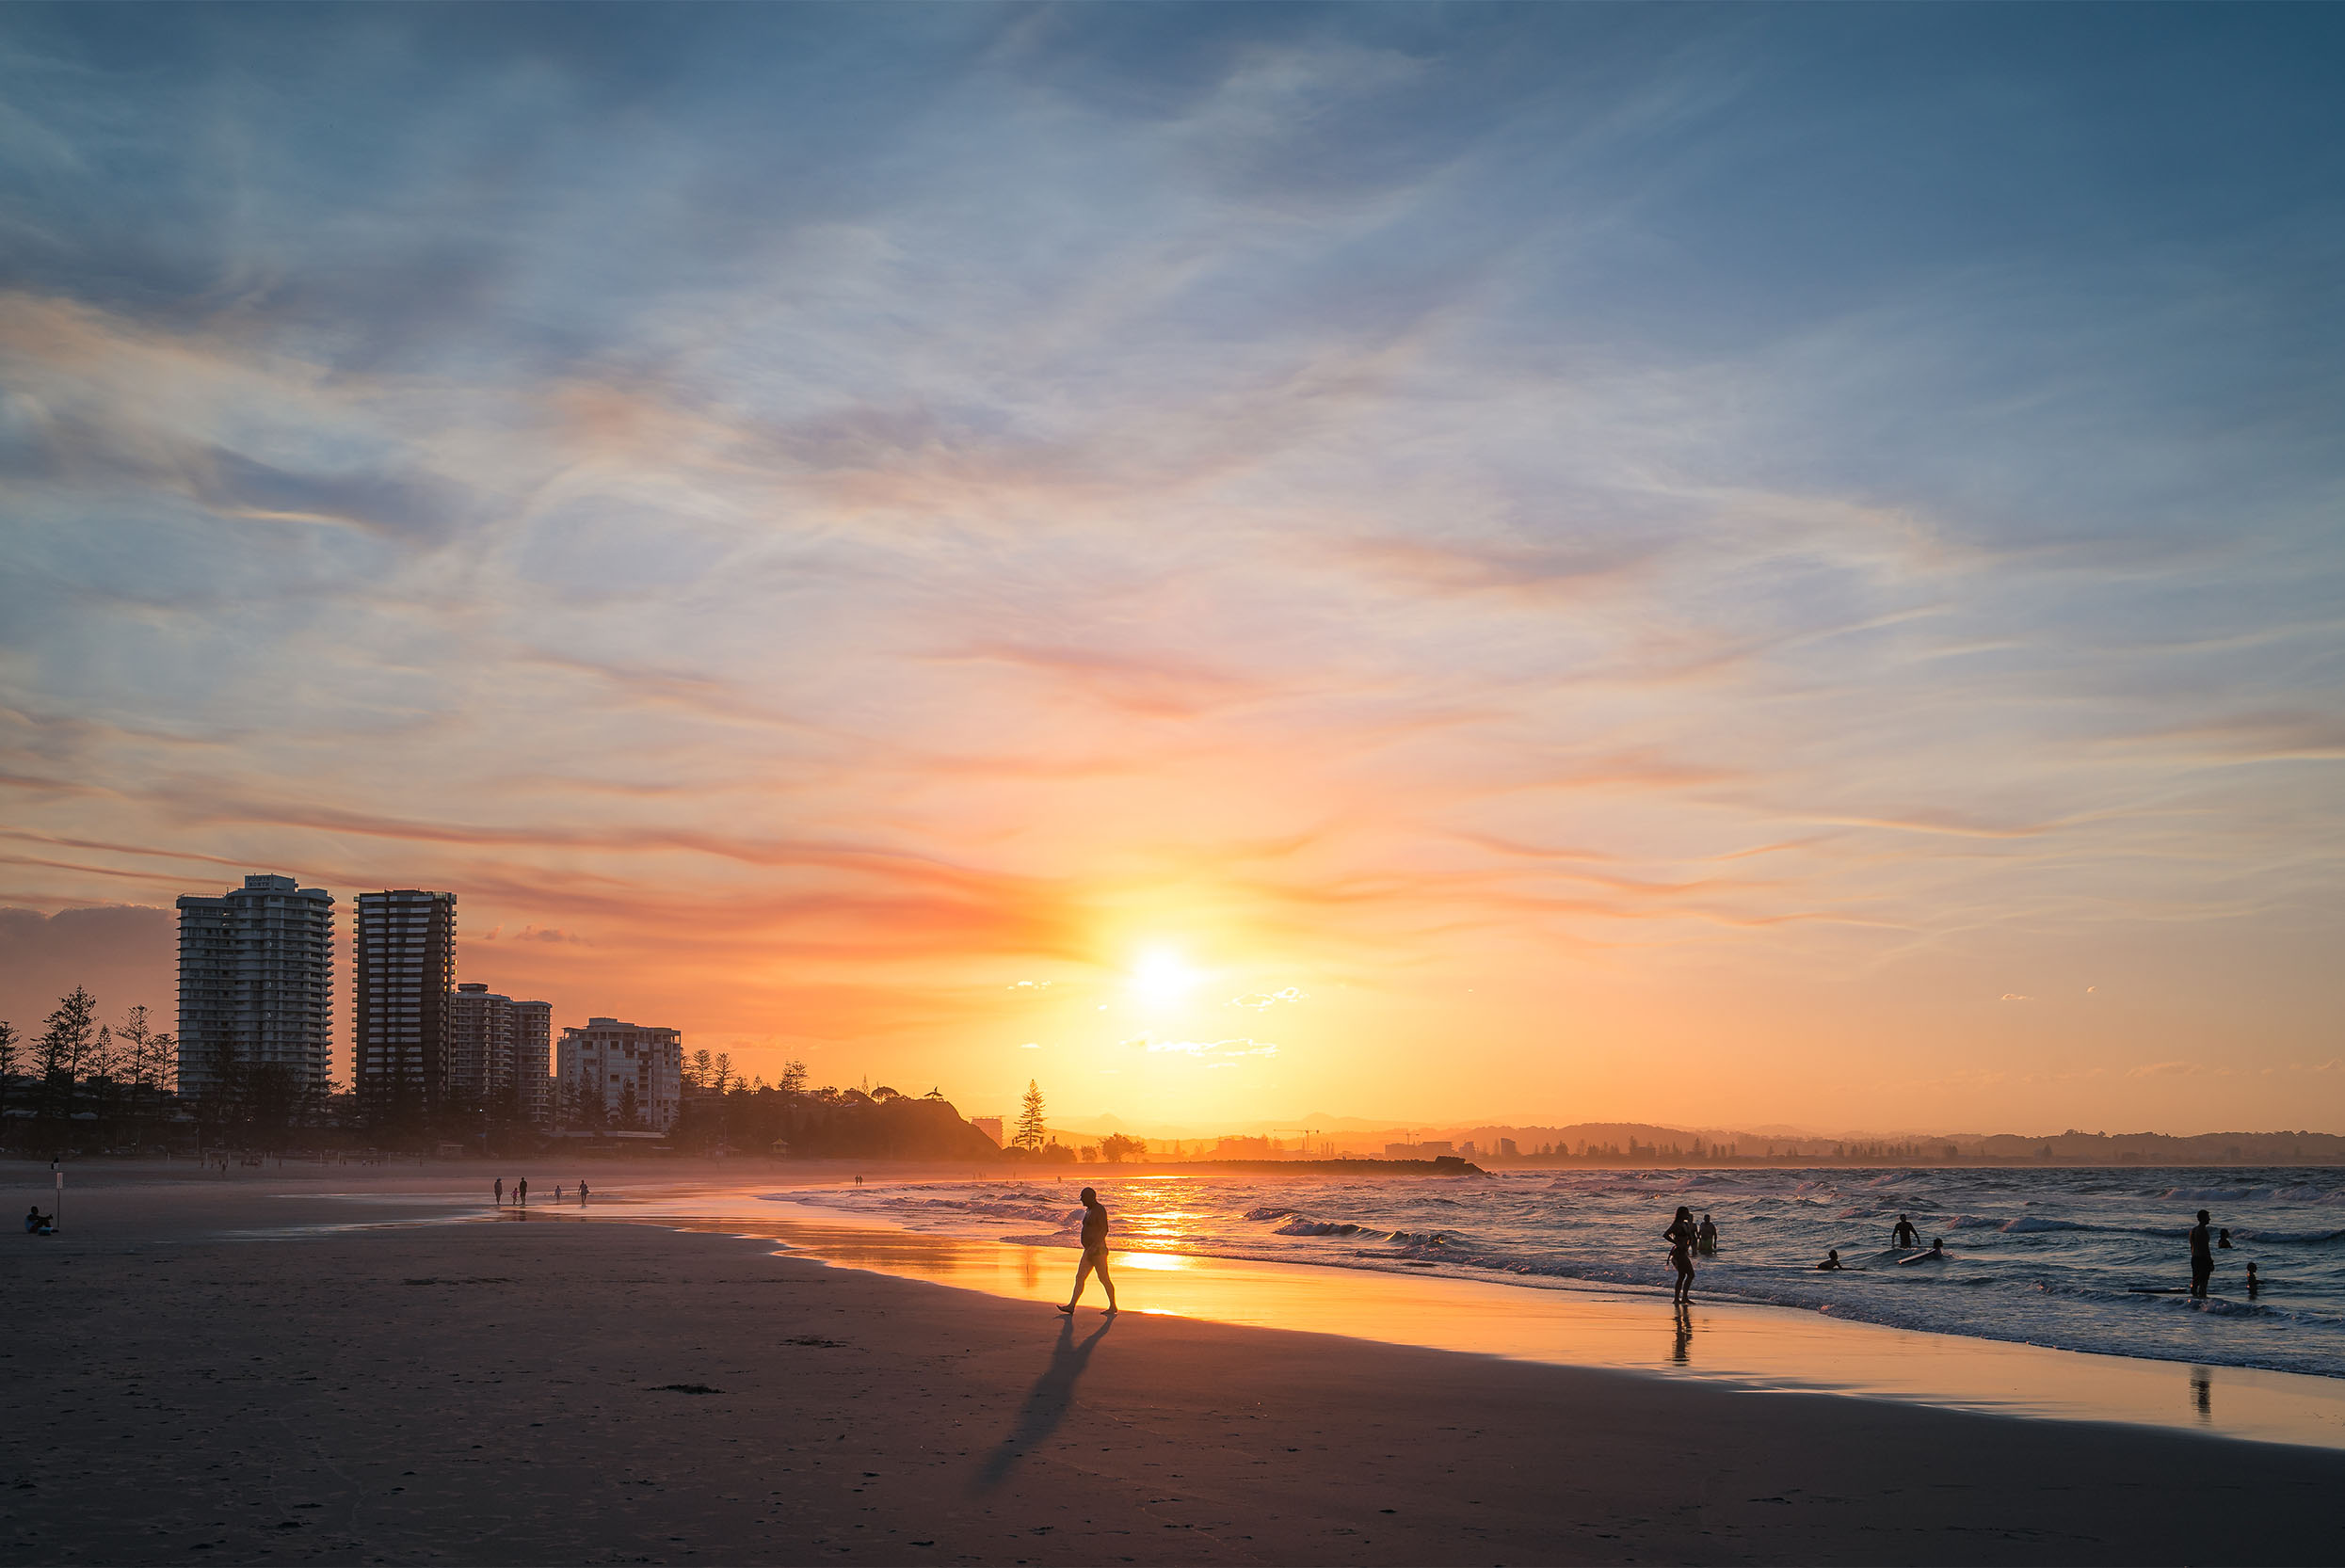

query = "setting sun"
1128;948;1202;1010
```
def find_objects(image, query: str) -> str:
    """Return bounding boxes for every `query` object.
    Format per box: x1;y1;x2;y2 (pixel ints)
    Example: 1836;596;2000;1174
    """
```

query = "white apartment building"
448;983;555;1126
176;873;336;1098
556;1017;683;1131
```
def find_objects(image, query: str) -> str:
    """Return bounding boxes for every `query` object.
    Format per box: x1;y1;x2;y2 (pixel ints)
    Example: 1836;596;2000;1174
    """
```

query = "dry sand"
4;1164;2341;1566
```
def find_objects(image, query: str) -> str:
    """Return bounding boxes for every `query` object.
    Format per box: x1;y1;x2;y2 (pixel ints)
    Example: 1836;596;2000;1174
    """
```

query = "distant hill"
778;1093;1003;1160
1317;1122;2345;1166
1036;1113;2345;1165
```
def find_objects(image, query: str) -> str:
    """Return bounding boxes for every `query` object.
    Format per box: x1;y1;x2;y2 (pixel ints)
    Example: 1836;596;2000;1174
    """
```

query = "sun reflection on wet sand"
530;1183;2345;1452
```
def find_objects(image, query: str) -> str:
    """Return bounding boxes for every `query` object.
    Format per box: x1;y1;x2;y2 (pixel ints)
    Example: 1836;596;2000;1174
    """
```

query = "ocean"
783;1165;2345;1379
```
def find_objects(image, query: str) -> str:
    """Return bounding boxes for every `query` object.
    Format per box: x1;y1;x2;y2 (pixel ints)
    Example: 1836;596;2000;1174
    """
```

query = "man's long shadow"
974;1314;1116;1492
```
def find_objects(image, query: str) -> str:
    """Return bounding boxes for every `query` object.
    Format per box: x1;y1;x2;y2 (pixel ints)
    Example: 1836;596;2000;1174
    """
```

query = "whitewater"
780;1165;2345;1379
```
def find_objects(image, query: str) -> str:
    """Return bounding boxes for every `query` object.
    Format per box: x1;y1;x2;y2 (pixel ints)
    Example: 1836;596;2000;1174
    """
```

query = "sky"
3;4;2341;1135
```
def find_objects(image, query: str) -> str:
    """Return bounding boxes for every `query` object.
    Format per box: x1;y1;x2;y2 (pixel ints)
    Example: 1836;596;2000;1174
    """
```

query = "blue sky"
3;4;2340;1129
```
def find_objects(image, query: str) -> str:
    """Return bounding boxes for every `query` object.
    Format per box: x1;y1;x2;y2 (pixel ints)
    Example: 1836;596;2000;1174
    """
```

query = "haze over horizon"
5;6;2342;1137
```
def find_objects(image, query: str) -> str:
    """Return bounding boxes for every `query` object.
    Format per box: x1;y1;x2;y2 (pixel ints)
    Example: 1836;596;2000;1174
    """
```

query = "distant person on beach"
2189;1209;2214;1298
1817;1249;1845;1271
494;1178;504;1207
1059;1187;1117;1315
580;1181;589;1205
1892;1214;1919;1248
24;1206;48;1234
1663;1207;1698;1302
1900;1239;1945;1265
1697;1214;1718;1256
554;1184;563;1205
518;1177;529;1208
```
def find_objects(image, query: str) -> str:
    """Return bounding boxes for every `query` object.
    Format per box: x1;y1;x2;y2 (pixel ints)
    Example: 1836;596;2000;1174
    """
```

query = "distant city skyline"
4;7;2341;1134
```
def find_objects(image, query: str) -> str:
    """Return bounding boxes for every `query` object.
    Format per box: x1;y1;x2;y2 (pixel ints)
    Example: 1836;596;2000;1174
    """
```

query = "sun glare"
1129;947;1201;1009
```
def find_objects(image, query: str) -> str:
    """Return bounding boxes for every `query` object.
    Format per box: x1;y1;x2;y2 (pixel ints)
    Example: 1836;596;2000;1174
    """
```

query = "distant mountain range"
1047;1114;2345;1165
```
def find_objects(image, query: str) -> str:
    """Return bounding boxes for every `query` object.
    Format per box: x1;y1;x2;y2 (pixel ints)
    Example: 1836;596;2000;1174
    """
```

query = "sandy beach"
6;1163;2343;1567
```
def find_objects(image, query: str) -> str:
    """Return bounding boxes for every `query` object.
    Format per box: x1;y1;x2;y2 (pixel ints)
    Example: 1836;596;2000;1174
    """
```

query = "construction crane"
1272;1128;1321;1159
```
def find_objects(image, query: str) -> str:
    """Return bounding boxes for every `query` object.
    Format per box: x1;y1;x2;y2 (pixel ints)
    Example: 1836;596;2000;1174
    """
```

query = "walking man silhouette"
1059;1187;1117;1315
2189;1208;2214;1298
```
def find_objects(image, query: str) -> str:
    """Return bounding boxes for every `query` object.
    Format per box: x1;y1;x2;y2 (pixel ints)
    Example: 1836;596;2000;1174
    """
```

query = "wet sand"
5;1165;2342;1566
618;1186;2345;1449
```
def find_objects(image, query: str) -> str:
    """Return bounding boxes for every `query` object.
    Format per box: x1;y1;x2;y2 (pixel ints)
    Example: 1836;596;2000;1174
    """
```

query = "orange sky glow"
3;8;2341;1136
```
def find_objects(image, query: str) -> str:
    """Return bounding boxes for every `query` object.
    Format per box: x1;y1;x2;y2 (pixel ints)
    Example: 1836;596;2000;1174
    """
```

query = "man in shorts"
1059;1186;1118;1315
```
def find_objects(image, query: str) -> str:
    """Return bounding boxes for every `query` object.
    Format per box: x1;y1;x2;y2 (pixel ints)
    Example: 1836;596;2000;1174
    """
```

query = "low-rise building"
556;1017;683;1131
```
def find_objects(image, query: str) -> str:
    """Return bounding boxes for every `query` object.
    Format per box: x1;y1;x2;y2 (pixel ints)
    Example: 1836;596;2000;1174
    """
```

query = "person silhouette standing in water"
2189;1209;2214;1298
1663;1206;1698;1303
1892;1213;1919;1249
1059;1187;1117;1315
1697;1213;1719;1256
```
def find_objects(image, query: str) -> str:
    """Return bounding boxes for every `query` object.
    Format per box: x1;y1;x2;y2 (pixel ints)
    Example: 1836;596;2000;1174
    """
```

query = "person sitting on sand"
1059;1186;1117;1315
24;1206;40;1234
1663;1206;1698;1302
2189;1209;2213;1299
1900;1239;1946;1265
1892;1214;1919;1248
1817;1249;1845;1271
1697;1214;1718;1256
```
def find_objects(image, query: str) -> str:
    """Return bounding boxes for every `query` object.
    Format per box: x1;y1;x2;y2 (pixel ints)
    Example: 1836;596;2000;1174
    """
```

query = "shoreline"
582;1182;2345;1451
20;1159;2341;1439
7;1167;2345;1564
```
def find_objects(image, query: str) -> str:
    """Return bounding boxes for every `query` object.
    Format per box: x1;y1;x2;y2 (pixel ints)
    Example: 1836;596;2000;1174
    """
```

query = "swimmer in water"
1817;1249;1845;1271
1900;1238;1946;1265
1697;1213;1718;1256
2246;1261;2260;1297
1891;1213;1919;1249
2217;1227;2233;1250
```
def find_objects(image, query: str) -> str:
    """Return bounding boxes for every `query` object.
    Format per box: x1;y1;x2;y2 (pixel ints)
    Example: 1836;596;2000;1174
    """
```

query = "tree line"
0;985;180;1152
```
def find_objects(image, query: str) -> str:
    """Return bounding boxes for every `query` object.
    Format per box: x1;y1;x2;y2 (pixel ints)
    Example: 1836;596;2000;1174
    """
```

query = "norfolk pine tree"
1014;1079;1048;1151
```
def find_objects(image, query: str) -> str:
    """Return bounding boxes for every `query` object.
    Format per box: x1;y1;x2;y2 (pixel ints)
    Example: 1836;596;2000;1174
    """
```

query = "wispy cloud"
3;6;2340;1128
1126;1036;1280;1060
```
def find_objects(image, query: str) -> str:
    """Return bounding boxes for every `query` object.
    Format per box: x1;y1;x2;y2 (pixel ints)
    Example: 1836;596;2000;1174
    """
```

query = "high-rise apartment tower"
353;889;457;1118
447;982;555;1126
175;873;336;1099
